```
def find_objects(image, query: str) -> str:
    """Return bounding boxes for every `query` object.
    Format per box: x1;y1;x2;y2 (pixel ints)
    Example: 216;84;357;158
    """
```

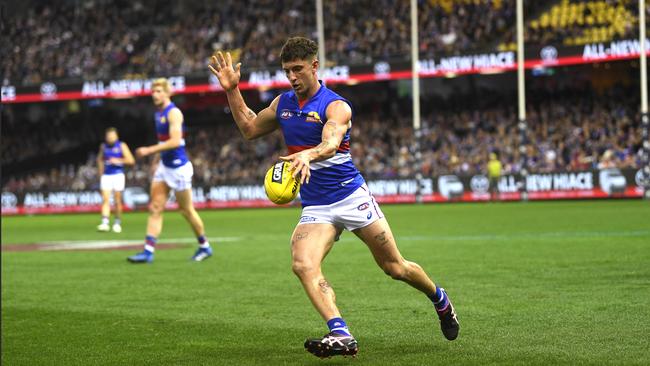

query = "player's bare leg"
112;190;123;233
128;181;168;263
175;189;205;237
97;190;112;232
354;218;436;293
291;223;339;320
354;218;459;340
292;224;358;358
175;189;212;261
146;181;169;238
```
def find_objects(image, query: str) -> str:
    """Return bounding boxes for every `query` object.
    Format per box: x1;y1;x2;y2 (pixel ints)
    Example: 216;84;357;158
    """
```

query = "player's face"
105;131;118;145
151;86;168;107
282;58;318;96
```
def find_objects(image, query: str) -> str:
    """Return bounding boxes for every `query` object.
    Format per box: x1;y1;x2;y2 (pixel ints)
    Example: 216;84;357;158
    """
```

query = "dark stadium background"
1;0;648;210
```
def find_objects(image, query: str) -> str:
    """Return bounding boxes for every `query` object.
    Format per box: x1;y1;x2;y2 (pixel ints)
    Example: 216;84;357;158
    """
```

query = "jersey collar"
295;80;325;109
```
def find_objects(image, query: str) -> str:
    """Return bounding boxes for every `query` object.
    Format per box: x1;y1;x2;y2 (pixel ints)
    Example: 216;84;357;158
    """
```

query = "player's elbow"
169;138;182;148
241;127;259;141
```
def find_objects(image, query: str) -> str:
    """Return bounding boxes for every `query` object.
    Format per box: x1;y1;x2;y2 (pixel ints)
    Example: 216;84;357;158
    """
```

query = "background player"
127;78;212;263
209;37;459;358
96;127;135;233
487;152;502;201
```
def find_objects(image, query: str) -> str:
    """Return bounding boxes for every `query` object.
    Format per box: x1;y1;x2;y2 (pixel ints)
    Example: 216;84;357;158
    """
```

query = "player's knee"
382;261;408;281
179;206;195;218
292;259;316;278
179;207;190;217
149;202;163;216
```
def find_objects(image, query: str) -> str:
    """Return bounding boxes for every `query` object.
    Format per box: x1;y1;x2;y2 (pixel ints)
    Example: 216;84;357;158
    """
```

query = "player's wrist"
224;84;240;93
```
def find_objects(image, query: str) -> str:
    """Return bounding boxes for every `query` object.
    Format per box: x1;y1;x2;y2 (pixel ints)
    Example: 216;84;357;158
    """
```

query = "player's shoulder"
168;106;183;119
318;85;350;107
319;86;352;115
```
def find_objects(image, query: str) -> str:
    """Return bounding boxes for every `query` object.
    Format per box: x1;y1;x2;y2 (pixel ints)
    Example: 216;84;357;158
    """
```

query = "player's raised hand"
280;153;311;184
208;51;241;91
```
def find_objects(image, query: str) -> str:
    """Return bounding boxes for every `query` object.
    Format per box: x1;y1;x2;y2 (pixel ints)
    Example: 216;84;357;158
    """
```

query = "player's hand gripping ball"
264;161;301;204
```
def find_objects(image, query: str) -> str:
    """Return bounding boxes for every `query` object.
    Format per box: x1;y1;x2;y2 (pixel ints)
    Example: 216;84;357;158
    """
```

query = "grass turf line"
2;200;650;365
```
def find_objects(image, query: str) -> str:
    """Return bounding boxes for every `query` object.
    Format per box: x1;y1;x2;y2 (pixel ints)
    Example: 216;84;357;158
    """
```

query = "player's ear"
312;58;319;71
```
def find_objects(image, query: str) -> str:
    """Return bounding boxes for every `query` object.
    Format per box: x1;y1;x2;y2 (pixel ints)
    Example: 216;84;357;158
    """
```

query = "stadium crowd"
4;0;530;85
6;0;644;86
2;82;643;194
523;0;640;46
4;0;645;86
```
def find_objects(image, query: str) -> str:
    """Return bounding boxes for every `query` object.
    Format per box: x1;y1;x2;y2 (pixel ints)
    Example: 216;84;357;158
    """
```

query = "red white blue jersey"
155;102;189;168
102;140;124;175
276;82;365;207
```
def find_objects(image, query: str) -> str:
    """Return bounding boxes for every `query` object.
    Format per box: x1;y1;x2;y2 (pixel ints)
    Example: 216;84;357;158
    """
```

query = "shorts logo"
280;109;293;119
272;162;283;183
357;202;369;211
305;111;321;123
367;212;373;220
300;216;317;223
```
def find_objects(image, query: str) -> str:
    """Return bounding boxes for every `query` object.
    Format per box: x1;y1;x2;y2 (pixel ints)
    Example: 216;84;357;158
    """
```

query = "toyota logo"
540;46;558;63
1;192;18;208
374;62;390;76
635;168;650;187
470;175;490;193
40;82;57;97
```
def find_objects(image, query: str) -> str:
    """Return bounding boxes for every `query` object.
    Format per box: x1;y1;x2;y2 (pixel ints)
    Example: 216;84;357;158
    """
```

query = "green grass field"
2;200;650;365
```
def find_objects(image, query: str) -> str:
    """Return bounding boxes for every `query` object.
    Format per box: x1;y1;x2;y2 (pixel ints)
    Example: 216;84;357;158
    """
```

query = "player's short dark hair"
280;37;318;63
105;127;118;134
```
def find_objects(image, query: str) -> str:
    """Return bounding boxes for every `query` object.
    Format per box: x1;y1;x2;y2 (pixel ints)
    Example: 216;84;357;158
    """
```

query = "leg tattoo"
374;231;390;246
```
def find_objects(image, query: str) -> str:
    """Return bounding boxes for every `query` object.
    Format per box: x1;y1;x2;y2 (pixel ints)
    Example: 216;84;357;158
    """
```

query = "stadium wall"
1;168;644;216
2;38;649;104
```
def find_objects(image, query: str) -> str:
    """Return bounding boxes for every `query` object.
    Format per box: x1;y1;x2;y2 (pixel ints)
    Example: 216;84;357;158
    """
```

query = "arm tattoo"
374;231;390;246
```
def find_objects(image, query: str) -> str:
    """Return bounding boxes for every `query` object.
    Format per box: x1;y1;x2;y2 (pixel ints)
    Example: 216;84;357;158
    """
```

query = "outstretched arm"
209;51;279;140
280;100;352;184
135;108;184;158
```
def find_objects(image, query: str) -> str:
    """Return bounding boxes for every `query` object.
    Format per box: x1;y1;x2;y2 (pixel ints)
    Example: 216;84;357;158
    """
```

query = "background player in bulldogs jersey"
127;78;212;263
210;37;459;358
96;127;135;233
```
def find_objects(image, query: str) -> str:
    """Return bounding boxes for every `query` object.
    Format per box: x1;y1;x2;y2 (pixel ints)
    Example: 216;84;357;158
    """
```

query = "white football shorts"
100;173;125;192
153;161;193;191
297;184;384;231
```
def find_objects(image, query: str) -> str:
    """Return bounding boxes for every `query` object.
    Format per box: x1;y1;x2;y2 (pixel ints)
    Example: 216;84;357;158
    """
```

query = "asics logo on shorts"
300;216;318;223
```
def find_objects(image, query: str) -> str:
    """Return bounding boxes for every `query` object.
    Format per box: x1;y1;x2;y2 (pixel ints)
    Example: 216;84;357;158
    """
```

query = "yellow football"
264;161;301;204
